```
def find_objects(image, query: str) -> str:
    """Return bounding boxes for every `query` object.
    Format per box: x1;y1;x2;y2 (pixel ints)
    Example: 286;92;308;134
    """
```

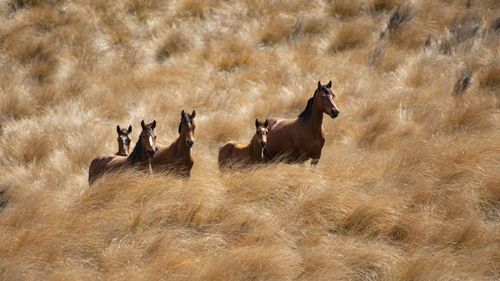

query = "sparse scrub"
0;0;499;280
382;4;431;49
387;4;413;32
452;69;473;95
439;15;481;55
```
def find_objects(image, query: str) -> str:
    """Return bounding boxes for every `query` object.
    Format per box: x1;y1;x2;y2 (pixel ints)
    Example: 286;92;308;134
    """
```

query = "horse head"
314;80;340;119
255;118;269;148
178;110;196;148
116;125;132;156
140;120;157;158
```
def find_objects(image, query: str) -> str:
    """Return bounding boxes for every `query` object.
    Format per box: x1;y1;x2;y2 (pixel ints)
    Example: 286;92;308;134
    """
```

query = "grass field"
0;0;499;280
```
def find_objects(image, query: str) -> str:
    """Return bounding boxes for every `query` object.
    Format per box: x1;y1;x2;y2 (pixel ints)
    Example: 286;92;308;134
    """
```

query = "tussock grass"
258;15;295;46
329;19;372;53
0;0;499;280
329;0;362;19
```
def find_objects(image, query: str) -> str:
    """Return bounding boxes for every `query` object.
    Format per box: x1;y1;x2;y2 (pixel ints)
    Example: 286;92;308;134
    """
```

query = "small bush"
452;69;473;95
439;16;481;55
387;4;413;31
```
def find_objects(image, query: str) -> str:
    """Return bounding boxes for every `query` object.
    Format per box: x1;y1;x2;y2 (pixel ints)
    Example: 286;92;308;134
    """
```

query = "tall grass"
0;0;499;280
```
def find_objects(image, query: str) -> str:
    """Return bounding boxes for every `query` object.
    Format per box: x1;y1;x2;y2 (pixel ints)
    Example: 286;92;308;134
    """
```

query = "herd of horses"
88;81;340;184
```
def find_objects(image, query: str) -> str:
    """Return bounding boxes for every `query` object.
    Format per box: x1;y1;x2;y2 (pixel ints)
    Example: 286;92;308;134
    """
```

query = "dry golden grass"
0;0;499;280
329;0;362;19
329;18;373;53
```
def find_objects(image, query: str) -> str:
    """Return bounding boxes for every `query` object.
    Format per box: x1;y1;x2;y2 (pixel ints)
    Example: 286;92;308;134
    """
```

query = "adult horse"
265;81;340;165
218;119;268;169
115;125;132;156
151;110;196;177
88;120;157;184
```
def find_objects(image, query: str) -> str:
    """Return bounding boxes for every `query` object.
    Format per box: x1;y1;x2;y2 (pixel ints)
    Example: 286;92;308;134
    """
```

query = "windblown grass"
0;0;499;280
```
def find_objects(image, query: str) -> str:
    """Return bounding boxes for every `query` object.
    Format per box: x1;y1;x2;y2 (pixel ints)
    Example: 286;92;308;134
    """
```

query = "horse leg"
148;159;153;174
311;152;321;166
311;158;319;166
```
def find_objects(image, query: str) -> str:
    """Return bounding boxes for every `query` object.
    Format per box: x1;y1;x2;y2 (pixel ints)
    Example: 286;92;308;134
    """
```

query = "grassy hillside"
0;0;499;280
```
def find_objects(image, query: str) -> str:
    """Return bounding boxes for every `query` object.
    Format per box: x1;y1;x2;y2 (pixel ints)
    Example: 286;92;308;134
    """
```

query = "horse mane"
298;95;315;119
127;135;142;163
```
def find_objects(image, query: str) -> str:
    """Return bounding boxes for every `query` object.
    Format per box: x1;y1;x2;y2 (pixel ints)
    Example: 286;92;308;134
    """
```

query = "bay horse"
218;119;269;169
265;81;340;165
88;120;157;185
151;110;196;177
115;125;132;156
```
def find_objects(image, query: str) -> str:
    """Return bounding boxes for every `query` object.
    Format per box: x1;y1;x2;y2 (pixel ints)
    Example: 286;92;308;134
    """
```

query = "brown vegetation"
0;0;499;280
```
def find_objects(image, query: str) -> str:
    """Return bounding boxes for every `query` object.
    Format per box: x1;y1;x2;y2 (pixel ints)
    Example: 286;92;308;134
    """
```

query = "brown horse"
88;120;157;184
218;119;269;169
115;125;132;156
265;81;340;165
151;110;196;177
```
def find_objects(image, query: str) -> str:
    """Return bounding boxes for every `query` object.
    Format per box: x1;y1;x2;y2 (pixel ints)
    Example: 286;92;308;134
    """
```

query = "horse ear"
127;125;132;134
264;119;269;128
117;125;121;135
151;120;156;129
141;120;146;130
317;81;321;89
255;118;260;128
191;110;196;120
181;110;186;120
327;80;332;88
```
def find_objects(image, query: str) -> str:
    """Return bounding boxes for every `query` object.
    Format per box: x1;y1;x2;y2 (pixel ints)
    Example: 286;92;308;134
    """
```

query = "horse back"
151;143;193;176
265;118;300;158
151;144;174;166
88;154;121;184
218;141;238;168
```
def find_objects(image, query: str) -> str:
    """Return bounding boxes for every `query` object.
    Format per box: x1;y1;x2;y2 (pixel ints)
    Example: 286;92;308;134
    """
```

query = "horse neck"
117;143;126;156
301;99;324;134
249;134;263;160
128;136;147;163
175;135;191;157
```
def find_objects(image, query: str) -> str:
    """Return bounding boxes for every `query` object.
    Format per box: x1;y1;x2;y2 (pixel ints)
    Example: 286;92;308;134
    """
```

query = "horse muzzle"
147;149;156;158
260;141;267;148
329;109;339;119
186;139;194;147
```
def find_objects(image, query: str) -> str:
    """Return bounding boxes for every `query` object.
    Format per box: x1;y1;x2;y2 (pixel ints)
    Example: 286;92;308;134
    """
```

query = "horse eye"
154;136;157;139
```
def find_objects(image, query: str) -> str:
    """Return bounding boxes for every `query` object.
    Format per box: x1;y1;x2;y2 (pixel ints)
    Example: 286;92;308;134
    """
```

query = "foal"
115;125;132;156
265;81;340;165
218;119;268;169
88;120;157;184
151;110;196;177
